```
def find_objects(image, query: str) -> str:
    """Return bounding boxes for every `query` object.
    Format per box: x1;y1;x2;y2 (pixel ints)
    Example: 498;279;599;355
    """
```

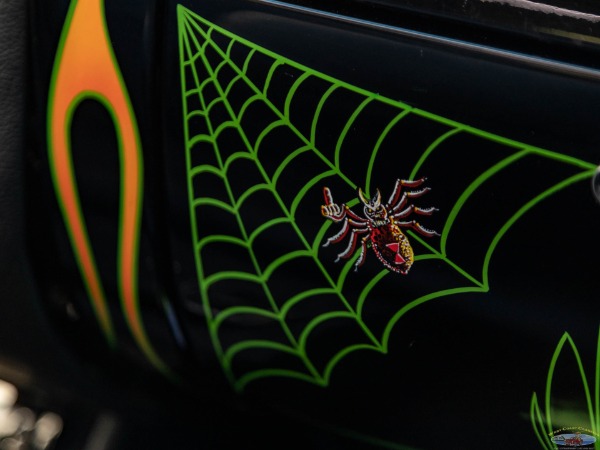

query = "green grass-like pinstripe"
531;329;600;449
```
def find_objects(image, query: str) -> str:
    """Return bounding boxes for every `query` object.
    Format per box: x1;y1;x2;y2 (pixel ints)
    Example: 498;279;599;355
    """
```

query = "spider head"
359;188;387;221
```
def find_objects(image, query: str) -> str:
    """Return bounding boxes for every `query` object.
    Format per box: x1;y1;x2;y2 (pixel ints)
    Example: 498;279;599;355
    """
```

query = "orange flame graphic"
48;0;168;374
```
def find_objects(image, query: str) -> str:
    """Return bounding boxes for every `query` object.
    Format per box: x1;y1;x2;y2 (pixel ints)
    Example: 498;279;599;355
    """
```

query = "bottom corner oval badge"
551;432;597;447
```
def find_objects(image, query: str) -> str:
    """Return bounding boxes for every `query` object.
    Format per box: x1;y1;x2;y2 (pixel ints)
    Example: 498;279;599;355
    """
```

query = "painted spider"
321;177;439;274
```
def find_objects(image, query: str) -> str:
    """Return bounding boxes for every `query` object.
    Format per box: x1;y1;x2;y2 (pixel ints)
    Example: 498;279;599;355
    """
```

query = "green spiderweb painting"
177;5;596;391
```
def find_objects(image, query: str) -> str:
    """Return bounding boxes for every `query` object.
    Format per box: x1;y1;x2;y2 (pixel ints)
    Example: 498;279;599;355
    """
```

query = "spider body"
321;178;438;274
370;219;414;273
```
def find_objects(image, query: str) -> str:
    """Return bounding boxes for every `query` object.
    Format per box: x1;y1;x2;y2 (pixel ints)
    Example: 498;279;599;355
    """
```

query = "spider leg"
323;215;370;247
387;177;427;207
399;177;427;189
388;192;408;214
321;187;348;222
349;217;369;226
321;203;368;224
323;219;350;247
405;187;431;198
397;220;440;237
415;206;437;215
323;186;335;205
335;227;370;262
321;203;346;222
354;236;370;271
345;208;368;223
393;205;438;220
388;187;432;213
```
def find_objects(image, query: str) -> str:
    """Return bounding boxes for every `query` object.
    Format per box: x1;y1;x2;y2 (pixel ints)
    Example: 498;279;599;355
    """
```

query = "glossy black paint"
22;0;600;448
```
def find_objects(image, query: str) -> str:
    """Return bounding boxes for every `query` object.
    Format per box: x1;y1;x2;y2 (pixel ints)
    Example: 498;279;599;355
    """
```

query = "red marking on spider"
385;243;406;264
320;178;439;274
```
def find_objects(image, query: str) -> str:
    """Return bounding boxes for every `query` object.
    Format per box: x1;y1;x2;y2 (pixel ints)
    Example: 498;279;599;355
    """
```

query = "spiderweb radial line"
224;95;382;356
528;146;597;170
184;13;383;357
407;231;485;288
179;15;232;381
181;15;322;384
414;254;443;262
178;6;597;391
182;12;326;385
182;22;390;390
183;12;357;189
414;107;597;171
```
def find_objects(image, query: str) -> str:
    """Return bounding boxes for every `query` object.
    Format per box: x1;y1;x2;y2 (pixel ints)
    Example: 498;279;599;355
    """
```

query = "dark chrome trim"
252;0;600;81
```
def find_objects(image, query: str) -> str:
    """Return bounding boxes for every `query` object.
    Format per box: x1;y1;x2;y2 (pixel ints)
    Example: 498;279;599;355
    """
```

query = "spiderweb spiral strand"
177;5;595;391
